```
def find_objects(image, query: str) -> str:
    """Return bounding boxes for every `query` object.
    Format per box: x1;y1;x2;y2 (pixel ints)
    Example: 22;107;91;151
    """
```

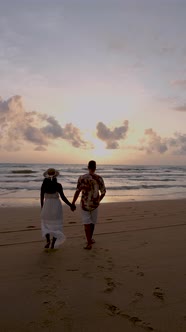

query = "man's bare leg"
84;224;92;249
90;223;95;244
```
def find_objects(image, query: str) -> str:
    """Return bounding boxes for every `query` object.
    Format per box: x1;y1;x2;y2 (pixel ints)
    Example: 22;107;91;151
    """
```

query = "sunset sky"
1;0;186;165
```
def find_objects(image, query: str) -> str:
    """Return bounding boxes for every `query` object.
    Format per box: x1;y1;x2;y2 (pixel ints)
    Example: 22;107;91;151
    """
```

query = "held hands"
70;203;76;212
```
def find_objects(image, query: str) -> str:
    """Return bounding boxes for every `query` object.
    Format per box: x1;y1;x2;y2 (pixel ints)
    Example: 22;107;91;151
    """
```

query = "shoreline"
1;192;186;207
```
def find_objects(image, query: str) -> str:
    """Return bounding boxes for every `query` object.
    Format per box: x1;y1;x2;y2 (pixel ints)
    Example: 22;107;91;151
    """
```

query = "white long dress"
41;193;66;246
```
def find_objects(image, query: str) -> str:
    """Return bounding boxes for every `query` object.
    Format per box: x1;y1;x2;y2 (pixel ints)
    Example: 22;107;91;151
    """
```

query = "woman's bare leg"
51;237;57;249
45;233;50;248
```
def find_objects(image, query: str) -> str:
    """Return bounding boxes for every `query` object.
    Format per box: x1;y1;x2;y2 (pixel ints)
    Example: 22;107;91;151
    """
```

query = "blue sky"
1;0;186;164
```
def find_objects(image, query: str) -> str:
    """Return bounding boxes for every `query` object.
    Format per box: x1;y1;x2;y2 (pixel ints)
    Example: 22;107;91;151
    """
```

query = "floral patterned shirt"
76;173;106;211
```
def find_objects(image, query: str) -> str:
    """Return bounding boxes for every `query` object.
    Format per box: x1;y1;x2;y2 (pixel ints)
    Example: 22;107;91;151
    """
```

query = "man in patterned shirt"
72;160;106;249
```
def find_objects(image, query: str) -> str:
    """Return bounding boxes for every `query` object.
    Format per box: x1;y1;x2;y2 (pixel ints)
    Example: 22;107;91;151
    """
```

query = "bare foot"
84;244;92;250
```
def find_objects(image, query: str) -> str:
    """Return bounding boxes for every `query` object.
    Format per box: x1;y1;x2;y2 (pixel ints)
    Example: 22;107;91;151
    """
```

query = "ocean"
0;163;186;207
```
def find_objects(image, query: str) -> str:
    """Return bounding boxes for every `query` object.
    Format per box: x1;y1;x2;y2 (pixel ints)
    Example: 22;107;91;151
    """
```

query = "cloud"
171;80;186;88
34;146;47;151
168;132;186;154
0;95;91;151
42;116;63;138
160;46;175;54
137;128;186;155
107;39;127;52
155;96;186;112
173;104;186;112
156;96;178;104
96;120;129;149
62;123;93;148
24;126;48;145
143;129;168;154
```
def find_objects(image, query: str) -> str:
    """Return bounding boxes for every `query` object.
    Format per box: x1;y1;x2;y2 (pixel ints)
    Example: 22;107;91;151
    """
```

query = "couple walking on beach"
40;160;106;250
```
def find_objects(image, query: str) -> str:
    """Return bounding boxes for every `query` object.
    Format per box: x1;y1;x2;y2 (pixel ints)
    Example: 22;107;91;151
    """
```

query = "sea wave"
105;184;186;190
62;168;85;173
0;179;42;183
102;173;186;179
11;170;37;174
6;175;37;178
0;164;186;202
1;183;186;191
112;167;185;172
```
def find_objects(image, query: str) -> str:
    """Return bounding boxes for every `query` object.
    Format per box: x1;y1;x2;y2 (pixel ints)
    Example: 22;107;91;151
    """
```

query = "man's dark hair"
88;160;96;170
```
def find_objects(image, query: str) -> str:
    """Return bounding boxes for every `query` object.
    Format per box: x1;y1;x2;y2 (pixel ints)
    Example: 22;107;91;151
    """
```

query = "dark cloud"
42;116;63;138
24;126;48;145
96;120;129;149
0;95;91;151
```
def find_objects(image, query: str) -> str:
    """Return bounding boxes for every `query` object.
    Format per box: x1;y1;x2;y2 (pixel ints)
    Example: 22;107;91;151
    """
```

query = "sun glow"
90;138;113;161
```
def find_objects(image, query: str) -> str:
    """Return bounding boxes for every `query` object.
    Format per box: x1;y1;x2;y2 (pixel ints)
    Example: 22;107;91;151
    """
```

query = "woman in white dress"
40;168;75;249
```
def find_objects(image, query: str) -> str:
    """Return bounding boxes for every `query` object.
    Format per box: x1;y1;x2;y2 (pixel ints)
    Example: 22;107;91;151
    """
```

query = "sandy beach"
1;199;186;332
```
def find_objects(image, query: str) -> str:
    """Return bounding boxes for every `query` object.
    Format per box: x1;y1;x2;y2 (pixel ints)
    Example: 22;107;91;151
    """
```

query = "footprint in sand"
43;299;66;317
108;266;114;271
137;271;144;277
142;324;154;331
104;277;116;293
140;241;148;246
105;304;121;315
56;300;66;306
129;316;143;324
107;258;112;263
46;267;54;271
47;303;65;315
44;248;59;253
82;272;93;279
104;304;154;330
97;265;105;270
40;319;53;328
40;274;50;281
131;292;144;304
66;268;79;272
106;257;115;271
153;287;164;301
28;321;36;326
